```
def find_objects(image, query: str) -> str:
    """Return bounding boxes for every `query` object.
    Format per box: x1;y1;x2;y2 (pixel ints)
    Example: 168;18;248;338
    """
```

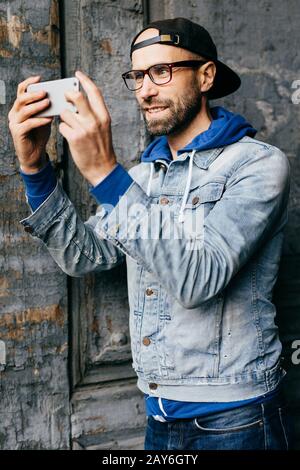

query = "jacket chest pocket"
185;180;226;209
178;180;226;238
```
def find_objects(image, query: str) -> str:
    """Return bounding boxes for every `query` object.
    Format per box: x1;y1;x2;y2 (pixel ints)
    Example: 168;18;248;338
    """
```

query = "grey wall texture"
0;0;300;450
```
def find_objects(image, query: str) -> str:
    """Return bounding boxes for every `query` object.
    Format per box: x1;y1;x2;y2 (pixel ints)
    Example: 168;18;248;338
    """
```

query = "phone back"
27;77;79;117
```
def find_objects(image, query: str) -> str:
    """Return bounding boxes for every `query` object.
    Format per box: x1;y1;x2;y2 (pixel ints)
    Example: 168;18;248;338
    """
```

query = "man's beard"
142;84;202;136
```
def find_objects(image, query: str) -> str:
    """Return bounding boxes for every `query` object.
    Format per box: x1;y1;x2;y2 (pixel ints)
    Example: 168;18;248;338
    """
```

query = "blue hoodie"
140;105;256;163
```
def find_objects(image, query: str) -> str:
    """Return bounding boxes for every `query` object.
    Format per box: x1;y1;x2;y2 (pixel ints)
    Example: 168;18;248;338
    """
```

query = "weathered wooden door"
61;0;148;449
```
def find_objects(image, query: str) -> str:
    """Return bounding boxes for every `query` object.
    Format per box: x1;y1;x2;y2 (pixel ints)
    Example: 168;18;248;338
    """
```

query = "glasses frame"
122;60;208;91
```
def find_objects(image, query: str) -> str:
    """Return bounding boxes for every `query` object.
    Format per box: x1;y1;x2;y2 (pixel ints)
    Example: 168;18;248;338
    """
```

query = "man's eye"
153;66;169;76
133;72;144;81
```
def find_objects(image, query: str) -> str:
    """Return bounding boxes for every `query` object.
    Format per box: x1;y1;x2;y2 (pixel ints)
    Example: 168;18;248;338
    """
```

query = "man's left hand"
59;70;117;186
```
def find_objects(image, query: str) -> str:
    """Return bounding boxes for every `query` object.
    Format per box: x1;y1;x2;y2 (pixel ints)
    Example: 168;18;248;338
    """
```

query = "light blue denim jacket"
20;135;290;402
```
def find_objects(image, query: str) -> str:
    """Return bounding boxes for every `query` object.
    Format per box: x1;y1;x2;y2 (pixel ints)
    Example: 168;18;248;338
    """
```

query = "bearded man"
9;18;292;450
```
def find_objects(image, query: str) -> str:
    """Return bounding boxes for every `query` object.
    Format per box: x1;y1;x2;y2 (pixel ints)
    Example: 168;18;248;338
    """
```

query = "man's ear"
198;61;216;93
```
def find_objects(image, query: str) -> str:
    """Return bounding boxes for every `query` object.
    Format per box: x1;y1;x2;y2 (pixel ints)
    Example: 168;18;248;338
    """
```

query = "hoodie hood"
141;106;257;223
141;106;257;163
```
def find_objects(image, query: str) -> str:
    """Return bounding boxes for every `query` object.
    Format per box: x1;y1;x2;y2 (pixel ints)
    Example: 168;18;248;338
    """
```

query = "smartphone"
26;77;79;117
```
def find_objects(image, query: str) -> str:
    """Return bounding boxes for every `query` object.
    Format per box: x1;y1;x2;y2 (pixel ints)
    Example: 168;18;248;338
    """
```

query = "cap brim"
207;60;241;100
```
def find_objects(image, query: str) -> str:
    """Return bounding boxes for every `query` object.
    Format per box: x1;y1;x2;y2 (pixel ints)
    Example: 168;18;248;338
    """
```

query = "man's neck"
168;103;213;160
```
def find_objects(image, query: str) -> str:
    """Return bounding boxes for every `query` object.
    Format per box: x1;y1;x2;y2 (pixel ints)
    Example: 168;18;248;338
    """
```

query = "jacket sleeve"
94;146;290;308
19;181;126;277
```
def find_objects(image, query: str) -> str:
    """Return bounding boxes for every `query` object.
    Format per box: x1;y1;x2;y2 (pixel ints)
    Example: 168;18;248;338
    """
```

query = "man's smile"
145;106;168;116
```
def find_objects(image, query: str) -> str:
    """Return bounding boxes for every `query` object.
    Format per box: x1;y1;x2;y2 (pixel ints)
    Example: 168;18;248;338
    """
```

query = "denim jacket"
20;135;290;402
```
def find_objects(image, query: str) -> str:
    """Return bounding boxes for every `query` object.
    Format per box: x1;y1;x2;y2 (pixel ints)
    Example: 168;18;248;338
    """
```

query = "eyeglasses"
122;60;208;91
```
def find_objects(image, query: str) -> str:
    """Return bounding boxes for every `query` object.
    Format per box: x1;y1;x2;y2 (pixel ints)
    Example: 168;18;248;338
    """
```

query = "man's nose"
138;74;159;99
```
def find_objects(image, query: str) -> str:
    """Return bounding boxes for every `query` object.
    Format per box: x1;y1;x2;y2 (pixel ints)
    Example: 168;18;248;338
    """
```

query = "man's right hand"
8;76;53;174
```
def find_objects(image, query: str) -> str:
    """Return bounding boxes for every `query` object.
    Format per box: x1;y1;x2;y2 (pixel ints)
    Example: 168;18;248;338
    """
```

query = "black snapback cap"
130;17;241;100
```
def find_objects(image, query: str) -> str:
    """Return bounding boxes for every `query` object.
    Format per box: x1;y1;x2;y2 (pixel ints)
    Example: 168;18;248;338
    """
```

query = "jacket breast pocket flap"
186;181;226;209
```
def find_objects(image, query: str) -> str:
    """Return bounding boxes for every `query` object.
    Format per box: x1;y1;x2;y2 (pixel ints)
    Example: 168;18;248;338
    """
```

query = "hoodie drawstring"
178;149;196;223
146;162;155;197
146;150;196;223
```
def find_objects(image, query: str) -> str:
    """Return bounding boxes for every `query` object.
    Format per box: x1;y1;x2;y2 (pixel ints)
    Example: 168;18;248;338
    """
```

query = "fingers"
9;76;49;124
17;116;53;134
64;90;92;116
75;70;110;122
13;98;50;124
17;90;47;109
61;90;100;131
58;121;75;142
60;108;81;129
17;75;41;96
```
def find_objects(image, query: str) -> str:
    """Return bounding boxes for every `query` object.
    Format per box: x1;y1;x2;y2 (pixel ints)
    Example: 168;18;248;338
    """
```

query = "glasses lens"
150;65;171;84
123;71;144;90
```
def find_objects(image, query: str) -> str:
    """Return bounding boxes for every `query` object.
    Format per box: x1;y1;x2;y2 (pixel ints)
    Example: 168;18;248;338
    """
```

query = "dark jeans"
144;391;294;450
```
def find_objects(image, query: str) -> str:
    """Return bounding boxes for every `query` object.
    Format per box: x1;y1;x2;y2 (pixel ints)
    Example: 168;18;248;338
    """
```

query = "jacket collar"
193;147;225;169
176;147;225;170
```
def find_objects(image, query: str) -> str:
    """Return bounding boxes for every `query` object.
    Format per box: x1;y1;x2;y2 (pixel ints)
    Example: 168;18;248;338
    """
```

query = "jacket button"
160;197;169;205
155;161;167;172
110;223;120;236
192;196;200;205
24;225;33;234
149;383;158;390
145;288;154;296
143;337;151;346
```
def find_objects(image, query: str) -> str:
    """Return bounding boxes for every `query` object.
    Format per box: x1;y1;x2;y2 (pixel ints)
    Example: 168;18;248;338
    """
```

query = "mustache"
141;99;173;111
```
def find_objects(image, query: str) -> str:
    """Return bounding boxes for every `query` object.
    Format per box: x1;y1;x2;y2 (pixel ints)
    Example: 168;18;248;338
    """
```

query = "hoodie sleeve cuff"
89;163;133;210
19;159;58;211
